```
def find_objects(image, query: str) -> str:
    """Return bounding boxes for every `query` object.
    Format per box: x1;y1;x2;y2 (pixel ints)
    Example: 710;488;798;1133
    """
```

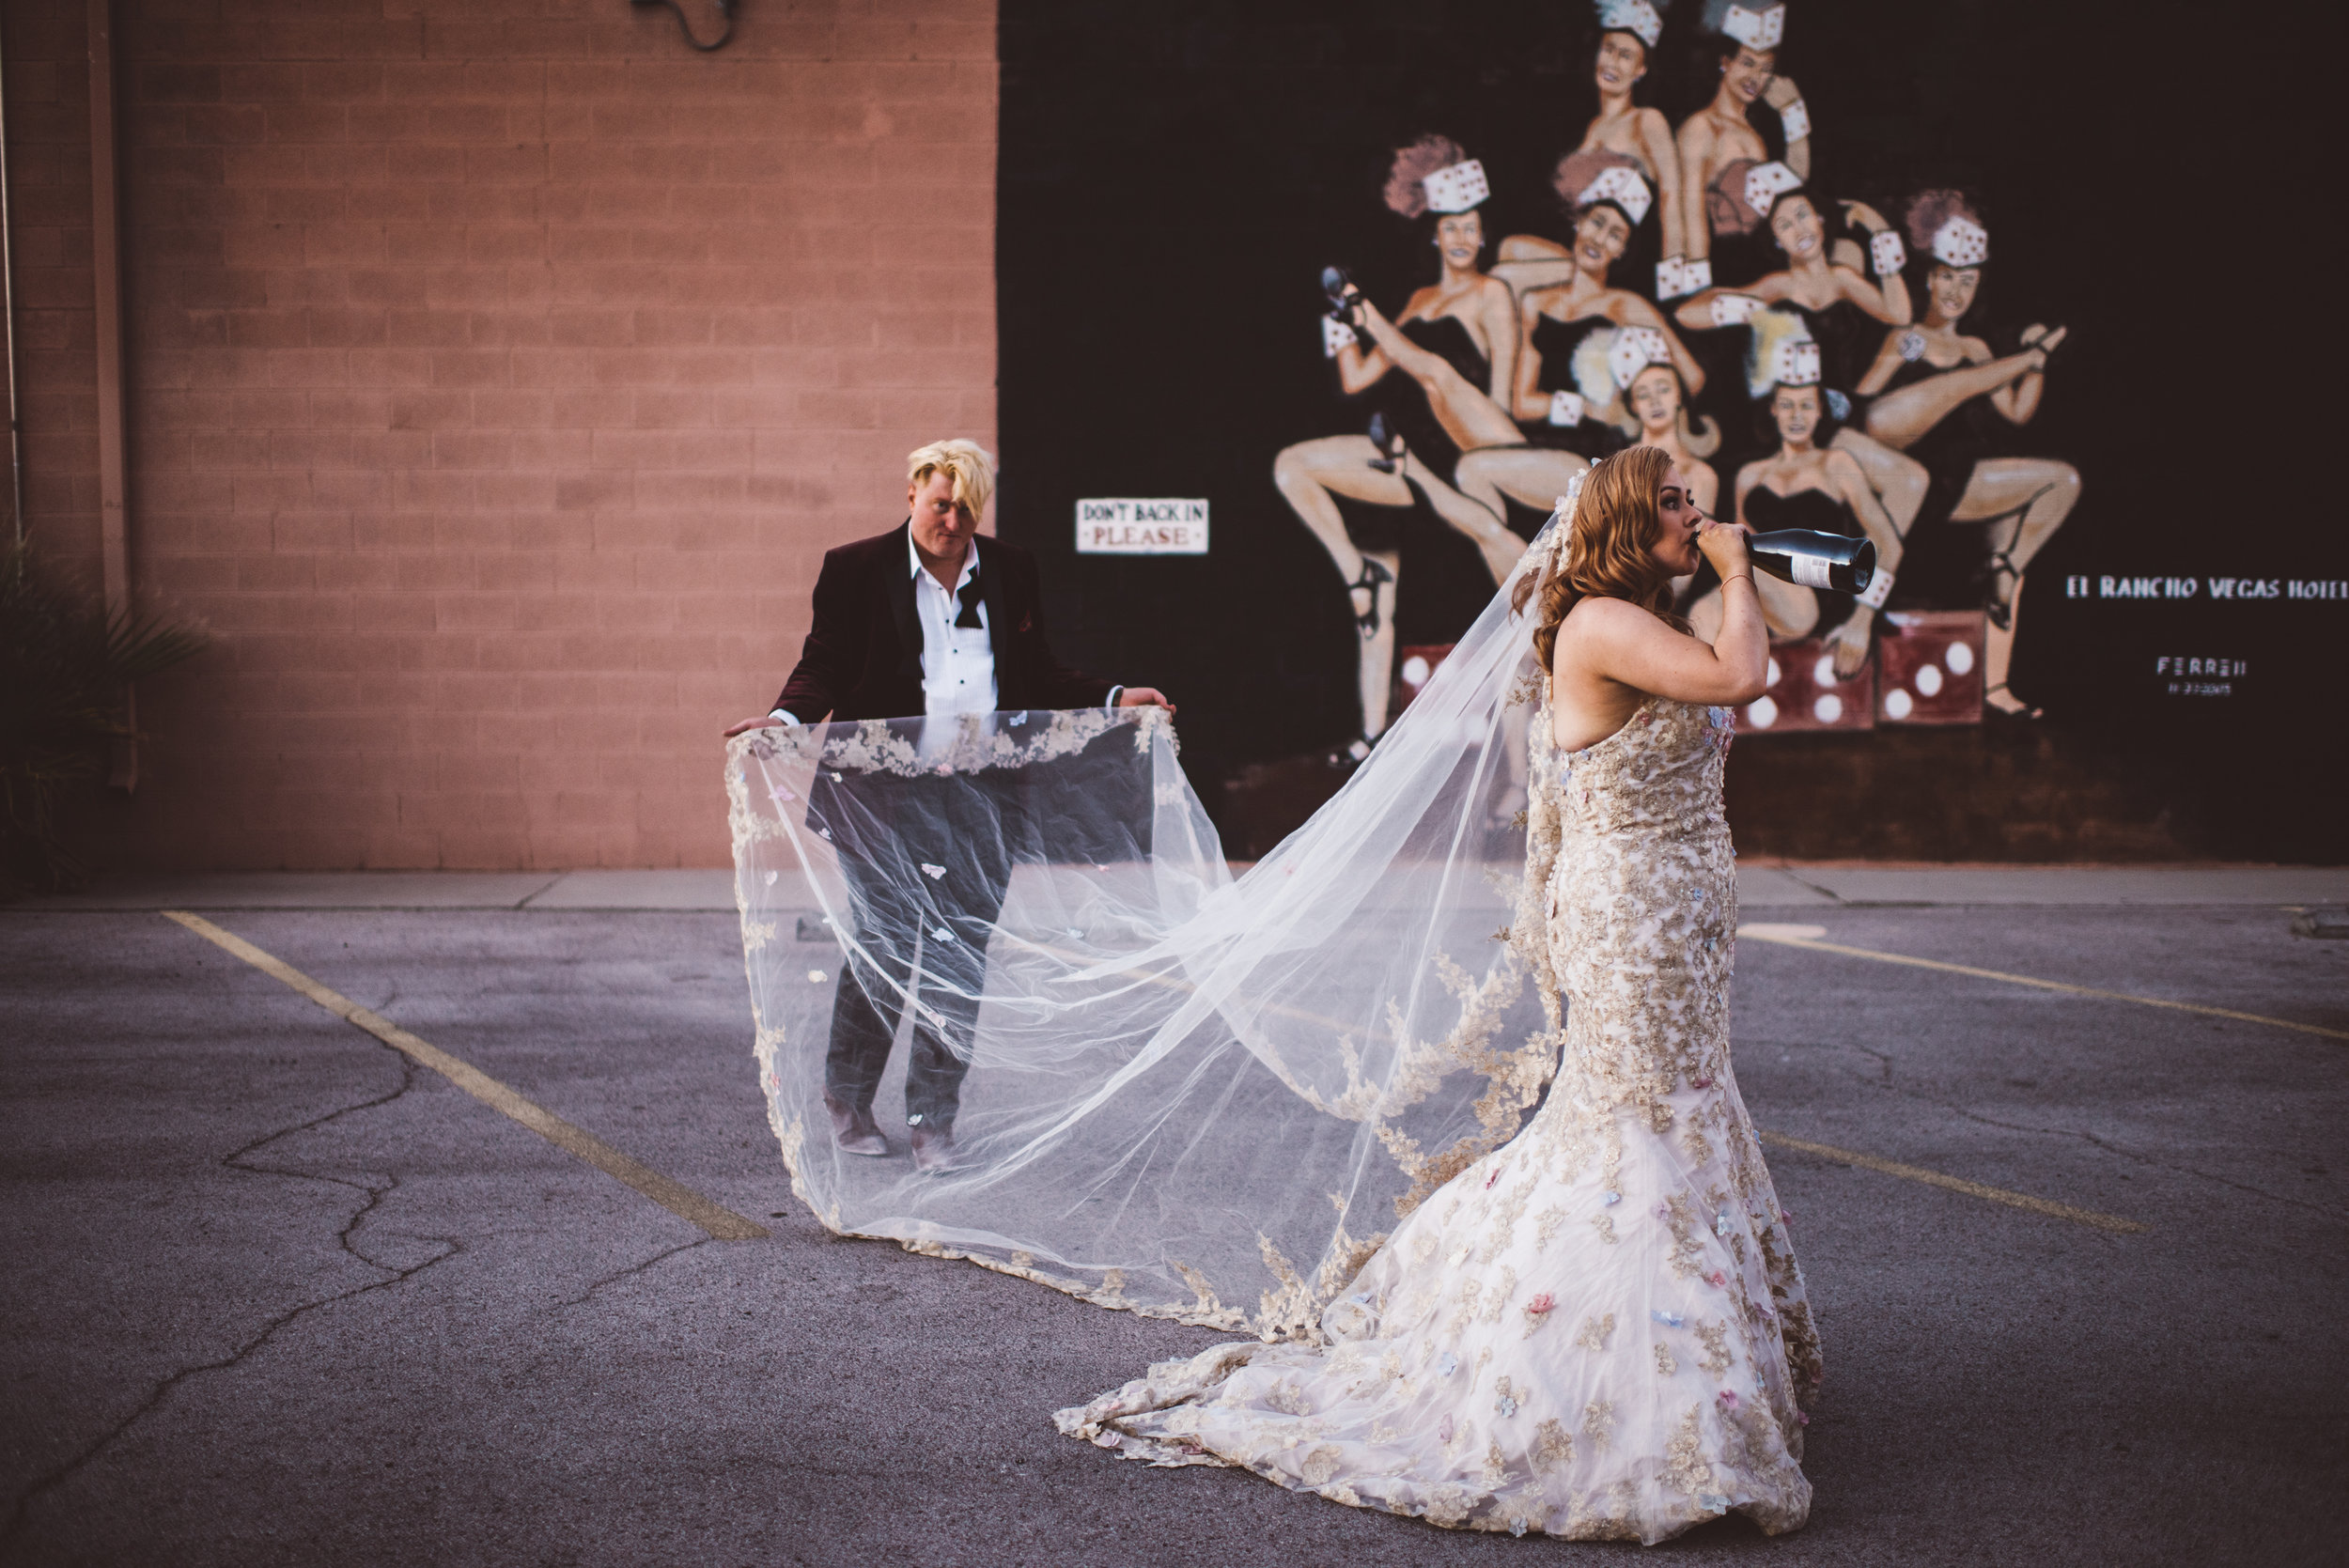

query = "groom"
724;440;1173;1172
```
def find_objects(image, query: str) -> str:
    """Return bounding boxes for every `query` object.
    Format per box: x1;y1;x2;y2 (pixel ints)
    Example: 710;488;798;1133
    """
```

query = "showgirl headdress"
1607;325;1673;393
1741;160;1804;222
1746;307;1819;397
1553;149;1653;227
1581;164;1653;226
1423;160;1491;214
1930;217;1987;267
1775;337;1822;387
1905;190;1989;268
1385;134;1487;219
1717;0;1785;50
1596;0;1664;49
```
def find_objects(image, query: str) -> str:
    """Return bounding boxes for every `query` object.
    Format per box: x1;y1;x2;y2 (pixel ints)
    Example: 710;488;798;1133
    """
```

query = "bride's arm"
1561;530;1767;706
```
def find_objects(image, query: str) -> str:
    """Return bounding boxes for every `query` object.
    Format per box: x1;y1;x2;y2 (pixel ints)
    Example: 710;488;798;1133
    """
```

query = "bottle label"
1789;553;1835;590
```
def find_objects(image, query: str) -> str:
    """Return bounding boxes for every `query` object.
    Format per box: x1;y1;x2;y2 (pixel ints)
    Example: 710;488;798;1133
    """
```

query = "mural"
998;0;2344;852
1277;0;2077;739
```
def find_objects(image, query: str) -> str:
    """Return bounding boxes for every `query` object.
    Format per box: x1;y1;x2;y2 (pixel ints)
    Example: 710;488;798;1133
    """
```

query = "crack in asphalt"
1976;1111;2346;1229
1893;1093;2345;1225
1764;1035;2347;1227
548;1235;712;1313
1;1048;464;1542
1843;1041;1895;1085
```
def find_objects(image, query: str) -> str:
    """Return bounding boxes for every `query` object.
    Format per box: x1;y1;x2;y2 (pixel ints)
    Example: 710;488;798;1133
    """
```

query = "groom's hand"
1117;687;1175;715
722;716;785;737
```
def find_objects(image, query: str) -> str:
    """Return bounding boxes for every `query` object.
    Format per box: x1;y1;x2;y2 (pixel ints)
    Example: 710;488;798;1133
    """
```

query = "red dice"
1392;643;1455;714
1733;636;1878;733
1874;611;1984;725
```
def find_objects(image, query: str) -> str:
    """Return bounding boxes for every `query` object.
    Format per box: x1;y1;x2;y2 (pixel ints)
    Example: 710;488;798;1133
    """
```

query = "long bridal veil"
727;509;1572;1340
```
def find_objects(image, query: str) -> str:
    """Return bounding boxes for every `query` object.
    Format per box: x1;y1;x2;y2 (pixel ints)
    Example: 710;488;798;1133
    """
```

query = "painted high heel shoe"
1348;553;1393;640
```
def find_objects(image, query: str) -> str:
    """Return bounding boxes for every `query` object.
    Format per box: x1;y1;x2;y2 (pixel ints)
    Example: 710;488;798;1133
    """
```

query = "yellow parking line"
1756;1130;2145;1234
164;911;768;1242
1738;925;2349;1044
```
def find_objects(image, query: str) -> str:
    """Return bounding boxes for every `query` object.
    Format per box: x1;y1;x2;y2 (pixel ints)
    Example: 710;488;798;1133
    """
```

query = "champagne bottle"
1745;530;1876;596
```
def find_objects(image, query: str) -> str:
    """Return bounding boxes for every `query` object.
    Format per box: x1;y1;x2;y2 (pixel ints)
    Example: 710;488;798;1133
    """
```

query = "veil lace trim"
730;501;1579;1342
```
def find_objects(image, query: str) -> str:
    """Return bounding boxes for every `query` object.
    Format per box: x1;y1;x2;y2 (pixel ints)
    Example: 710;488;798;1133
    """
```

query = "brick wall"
12;0;997;870
5;3;101;578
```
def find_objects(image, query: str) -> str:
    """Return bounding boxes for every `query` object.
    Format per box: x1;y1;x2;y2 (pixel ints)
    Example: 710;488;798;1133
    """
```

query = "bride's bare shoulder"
1562;597;1672;640
1555;598;1683;686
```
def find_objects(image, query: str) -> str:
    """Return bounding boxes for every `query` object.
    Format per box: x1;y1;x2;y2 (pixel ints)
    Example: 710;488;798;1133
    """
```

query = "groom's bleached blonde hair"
906;439;995;520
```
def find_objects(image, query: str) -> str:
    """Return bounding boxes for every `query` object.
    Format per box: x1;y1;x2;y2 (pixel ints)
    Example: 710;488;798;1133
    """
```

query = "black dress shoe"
909;1122;964;1173
822;1089;889;1157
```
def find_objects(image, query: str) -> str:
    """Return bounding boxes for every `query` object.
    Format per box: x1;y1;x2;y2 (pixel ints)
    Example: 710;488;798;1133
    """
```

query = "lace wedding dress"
1055;695;1822;1543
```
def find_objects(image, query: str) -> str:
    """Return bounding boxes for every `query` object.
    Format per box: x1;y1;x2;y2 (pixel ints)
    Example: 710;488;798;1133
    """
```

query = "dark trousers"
818;770;1015;1129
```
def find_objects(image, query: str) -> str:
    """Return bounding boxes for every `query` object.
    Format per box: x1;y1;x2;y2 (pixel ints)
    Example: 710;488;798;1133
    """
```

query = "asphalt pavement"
2;871;2344;1566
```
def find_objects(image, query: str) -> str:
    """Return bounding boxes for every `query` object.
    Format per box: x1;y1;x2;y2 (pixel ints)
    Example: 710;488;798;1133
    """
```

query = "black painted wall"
998;0;2342;856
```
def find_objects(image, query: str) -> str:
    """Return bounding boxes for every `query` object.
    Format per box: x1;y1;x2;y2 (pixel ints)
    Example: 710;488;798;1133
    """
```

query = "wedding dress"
727;498;1821;1541
1053;694;1821;1543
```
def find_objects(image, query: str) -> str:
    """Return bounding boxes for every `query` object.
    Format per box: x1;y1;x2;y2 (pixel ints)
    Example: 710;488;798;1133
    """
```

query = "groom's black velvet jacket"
771;520;1115;723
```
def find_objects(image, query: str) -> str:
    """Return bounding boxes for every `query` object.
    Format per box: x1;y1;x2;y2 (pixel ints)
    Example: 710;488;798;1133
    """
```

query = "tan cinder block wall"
7;4;103;575
15;0;996;871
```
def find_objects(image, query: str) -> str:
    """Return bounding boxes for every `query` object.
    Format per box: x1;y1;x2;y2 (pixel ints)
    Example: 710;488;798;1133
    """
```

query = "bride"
1053;447;1820;1542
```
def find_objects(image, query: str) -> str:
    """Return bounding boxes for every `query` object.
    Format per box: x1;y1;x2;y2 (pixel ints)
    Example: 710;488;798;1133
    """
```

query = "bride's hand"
1695;517;1751;580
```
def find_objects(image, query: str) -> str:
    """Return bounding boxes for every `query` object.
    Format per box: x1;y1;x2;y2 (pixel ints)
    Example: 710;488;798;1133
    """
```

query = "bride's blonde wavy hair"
1514;444;1679;671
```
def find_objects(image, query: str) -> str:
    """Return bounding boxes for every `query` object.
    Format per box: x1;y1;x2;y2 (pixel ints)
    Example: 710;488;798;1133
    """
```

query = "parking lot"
3;868;2344;1567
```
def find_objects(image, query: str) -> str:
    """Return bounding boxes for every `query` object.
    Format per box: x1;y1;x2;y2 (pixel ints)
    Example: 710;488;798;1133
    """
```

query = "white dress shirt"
910;532;997;718
769;532;1119;726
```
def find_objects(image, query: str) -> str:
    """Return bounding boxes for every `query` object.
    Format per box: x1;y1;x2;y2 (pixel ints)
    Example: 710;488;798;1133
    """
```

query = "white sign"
1075;498;1209;555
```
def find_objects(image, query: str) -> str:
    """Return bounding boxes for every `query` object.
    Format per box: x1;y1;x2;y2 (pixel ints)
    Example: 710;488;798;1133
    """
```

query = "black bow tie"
954;567;985;629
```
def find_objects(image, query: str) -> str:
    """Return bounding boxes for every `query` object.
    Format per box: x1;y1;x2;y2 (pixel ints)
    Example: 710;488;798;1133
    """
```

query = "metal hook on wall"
633;0;735;52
